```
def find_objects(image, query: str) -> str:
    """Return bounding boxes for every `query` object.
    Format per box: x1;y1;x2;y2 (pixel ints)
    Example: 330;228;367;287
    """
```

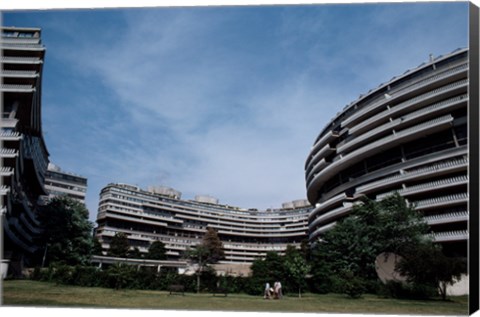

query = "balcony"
424;211;468;225
432;230;468;242
309;202;353;229
0;148;18;158
349;80;467;136
309;115;454;193
0;131;22;141
309;222;336;241
340;94;467;154
376;175;468;200
341;65;467;128
414;193;468;210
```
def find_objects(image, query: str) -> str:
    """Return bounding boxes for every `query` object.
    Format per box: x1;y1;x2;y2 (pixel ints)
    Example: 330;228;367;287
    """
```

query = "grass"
1;280;469;315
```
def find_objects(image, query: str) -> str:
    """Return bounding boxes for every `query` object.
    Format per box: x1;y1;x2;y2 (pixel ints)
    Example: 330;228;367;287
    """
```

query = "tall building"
95;183;311;275
44;163;87;204
305;48;468;257
1;27;50;270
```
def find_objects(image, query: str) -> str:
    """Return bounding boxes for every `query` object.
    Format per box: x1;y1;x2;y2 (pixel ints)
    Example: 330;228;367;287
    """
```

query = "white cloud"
29;3;468;220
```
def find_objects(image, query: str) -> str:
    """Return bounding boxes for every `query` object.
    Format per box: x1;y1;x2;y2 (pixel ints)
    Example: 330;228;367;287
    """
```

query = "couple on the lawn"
264;281;283;299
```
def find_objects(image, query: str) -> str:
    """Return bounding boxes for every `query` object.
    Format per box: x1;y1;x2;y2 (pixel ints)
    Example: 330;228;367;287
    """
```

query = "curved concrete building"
1;27;50;268
305;48;468;256
95;183;310;272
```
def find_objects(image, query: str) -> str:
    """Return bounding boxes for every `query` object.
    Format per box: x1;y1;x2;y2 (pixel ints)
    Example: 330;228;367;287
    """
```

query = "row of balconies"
308;114;454;191
414;193;468;209
424;211;468;225
339;94;467;155
376;175;468;200
1;56;43;64
0;148;19;158
341;62;467;128
348;79;467;136
432;230;468;242
356;155;467;194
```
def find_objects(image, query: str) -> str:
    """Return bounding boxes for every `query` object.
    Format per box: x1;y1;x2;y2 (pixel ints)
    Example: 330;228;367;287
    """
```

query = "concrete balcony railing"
1;56;42;64
339;94;467;154
341;64;467;128
0;69;38;77
0;167;14;176
349;80;467;136
414;193;468;210
309;203;354;229
306;130;339;168
432;230;468;242
0;148;18;158
0;185;10;195
425;211;468;225
308;193;347;221
1;84;35;93
308;115;454;191
357;156;468;195
376;175;468;200
309;222;336;241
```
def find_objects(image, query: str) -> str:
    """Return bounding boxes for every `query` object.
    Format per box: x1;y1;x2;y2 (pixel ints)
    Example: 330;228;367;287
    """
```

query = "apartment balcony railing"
0;167;14;176
357;156;468;194
0;148;18;158
1;84;35;92
341;65;467;128
425;211;468;225
0;70;38;77
0;131;22;140
309;222;336;241
349;79;467;136
309;115;454;191
309;193;347;221
1;56;42;64
309;203;353;229
0;185;10;195
376;175;468;200
104;211;169;227
414;193;468;209
339;94;467;154
432;230;468;242
307;130;339;168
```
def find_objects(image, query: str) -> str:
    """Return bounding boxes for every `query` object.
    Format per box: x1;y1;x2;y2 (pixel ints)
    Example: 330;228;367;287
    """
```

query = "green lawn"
1;280;469;315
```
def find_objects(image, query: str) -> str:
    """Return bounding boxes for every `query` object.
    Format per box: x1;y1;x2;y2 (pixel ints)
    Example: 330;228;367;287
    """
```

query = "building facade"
1;27;50;269
44;163;88;204
95;183;311;274
305;48;469;257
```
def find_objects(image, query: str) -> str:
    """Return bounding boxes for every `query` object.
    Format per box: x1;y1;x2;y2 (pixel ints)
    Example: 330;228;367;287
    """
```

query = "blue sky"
2;2;469;223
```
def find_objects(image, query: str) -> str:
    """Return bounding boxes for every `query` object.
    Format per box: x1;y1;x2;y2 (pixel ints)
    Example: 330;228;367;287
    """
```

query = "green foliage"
146;240;167;260
108;232;130;258
379;280;437;300
39;196;93;266
185;228;225;293
202;227;225;263
103;263;137;290
92;237;104;256
310;193;429;284
395;241;467;300
284;247;311;298
335;270;367;299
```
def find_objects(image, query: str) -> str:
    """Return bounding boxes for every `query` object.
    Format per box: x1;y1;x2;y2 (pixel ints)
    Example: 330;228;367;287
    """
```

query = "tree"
92;236;104;256
395;241;467;300
39;196;93;266
185;227;225;293
146;240;167;260
202;227;225;263
284;248;311;298
312;193;428;281
108;232;130;258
